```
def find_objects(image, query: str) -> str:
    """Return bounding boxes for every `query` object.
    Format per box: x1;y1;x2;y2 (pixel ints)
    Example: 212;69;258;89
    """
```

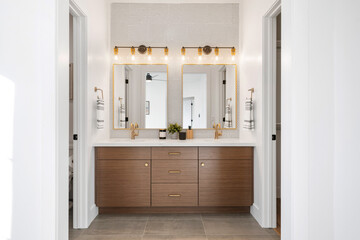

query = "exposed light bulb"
215;56;219;61
148;55;152;60
114;55;119;60
182;55;185;61
131;55;135;61
165;55;168;61
232;55;235;61
198;55;202;60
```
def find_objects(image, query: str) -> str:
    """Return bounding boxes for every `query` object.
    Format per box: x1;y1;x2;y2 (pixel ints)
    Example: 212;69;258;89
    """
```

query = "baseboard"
250;203;262;226
99;206;250;214
88;204;98;227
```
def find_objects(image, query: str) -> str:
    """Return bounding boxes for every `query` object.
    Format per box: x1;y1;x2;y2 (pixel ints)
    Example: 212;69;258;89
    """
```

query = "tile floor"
69;213;280;240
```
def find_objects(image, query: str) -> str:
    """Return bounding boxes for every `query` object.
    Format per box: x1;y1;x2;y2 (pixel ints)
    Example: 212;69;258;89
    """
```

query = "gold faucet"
213;123;222;139
130;123;139;139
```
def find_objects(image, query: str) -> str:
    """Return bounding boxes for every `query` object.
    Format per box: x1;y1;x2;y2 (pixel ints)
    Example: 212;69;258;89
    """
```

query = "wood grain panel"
96;159;150;207
96;147;151;160
199;159;253;206
199;147;253;160
152;160;198;183
152;147;198;160
152;184;198;207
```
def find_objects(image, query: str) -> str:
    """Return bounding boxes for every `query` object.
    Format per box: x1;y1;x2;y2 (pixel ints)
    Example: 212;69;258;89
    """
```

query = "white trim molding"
262;0;281;228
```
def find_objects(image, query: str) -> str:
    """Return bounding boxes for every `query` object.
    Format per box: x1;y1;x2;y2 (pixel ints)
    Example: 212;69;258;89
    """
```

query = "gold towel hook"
94;87;104;100
248;88;254;100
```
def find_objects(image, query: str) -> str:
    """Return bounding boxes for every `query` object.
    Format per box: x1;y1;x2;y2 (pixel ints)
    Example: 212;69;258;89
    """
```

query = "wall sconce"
113;45;168;61
114;47;119;60
181;45;236;60
198;47;202;60
181;47;186;60
164;47;169;60
131;46;135;60
215;47;219;61
231;47;236;61
147;47;152;60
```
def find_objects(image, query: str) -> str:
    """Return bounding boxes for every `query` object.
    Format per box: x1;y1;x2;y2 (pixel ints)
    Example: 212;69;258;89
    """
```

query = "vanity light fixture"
181;47;186;60
164;47;169;60
147;47;152;60
231;47;236;61
198;47;202;60
215;47;219;61
131;46;135;60
114;47;119;60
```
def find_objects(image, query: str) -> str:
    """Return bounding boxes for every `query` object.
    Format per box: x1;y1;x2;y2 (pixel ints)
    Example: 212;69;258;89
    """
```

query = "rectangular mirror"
182;64;237;129
113;64;168;129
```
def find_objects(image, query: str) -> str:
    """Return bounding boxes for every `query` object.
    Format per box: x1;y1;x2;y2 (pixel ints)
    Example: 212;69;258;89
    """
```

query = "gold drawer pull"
200;162;205;167
168;170;181;174
168;152;181;155
168;194;181;197
145;162;149;167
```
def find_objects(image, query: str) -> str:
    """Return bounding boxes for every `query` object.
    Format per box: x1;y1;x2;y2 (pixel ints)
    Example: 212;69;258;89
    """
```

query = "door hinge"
125;117;129;122
73;134;78;141
272;134;276;141
125;79;129;84
223;80;226;84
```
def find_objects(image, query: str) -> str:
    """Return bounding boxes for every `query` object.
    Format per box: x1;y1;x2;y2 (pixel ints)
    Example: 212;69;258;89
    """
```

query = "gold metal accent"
168;170;181;174
131;46;135;55
213;123;222;139
200;162;205;167
248;88;254;100
198;47;202;56
181;47;186;56
214;47;219;56
147;46;152;56
94;87;104;100
145;162;149;167
168;194;181;197
112;64;168;130
114;47;119;55
130;122;139;139
231;47;236;56
164;47;169;56
181;64;238;130
168;152;181;155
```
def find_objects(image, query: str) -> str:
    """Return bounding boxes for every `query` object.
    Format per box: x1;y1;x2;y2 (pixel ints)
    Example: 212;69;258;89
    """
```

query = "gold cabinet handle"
168;194;181;197
168;152;181;155
145;162;149;167
200;162;205;167
168;170;181;174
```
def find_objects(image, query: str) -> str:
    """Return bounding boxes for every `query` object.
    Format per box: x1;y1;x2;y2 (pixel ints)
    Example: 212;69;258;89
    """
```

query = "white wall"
72;0;110;227
239;0;278;226
282;0;360;239
110;2;240;138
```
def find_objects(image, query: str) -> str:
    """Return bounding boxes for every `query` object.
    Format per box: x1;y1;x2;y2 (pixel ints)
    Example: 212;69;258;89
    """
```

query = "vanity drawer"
152;160;198;183
152;184;198;207
199;147;253;160
152;147;198;160
96;147;151;160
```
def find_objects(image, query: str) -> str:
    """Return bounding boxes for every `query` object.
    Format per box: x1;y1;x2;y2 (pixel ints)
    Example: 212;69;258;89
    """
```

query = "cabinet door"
199;159;253;206
96;159;150;207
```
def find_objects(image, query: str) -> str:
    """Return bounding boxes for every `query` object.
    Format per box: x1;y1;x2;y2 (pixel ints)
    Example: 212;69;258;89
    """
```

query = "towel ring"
94;87;104;100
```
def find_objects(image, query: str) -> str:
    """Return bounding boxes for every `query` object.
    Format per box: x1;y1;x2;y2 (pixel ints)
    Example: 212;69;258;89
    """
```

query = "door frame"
262;0;281;228
69;0;88;229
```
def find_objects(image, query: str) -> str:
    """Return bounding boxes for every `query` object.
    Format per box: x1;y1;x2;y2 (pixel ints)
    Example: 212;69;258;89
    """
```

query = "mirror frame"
181;64;238;130
112;63;169;130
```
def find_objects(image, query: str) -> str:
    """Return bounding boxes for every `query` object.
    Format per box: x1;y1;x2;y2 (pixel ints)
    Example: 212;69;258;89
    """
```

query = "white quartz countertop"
93;138;256;147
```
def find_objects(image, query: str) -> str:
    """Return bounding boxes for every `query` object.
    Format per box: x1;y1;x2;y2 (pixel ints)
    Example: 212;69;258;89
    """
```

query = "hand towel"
243;98;255;130
96;99;104;129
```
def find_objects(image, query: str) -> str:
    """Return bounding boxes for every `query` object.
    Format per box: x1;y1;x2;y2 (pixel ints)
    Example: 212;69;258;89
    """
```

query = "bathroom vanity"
94;140;254;213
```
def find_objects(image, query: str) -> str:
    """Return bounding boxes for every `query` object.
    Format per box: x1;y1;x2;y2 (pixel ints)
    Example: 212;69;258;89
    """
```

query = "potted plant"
167;123;182;139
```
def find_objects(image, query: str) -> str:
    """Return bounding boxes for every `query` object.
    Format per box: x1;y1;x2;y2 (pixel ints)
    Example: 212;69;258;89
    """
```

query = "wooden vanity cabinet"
199;147;254;206
95;147;151;207
95;146;254;212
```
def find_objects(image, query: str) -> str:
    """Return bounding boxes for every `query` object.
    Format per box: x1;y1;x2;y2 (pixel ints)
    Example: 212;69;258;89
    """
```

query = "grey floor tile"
201;214;253;220
142;235;207;240
87;220;147;235
149;214;202;221
76;234;143;240
206;236;280;240
69;228;83;240
145;220;205;235
96;214;150;221
203;218;272;236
